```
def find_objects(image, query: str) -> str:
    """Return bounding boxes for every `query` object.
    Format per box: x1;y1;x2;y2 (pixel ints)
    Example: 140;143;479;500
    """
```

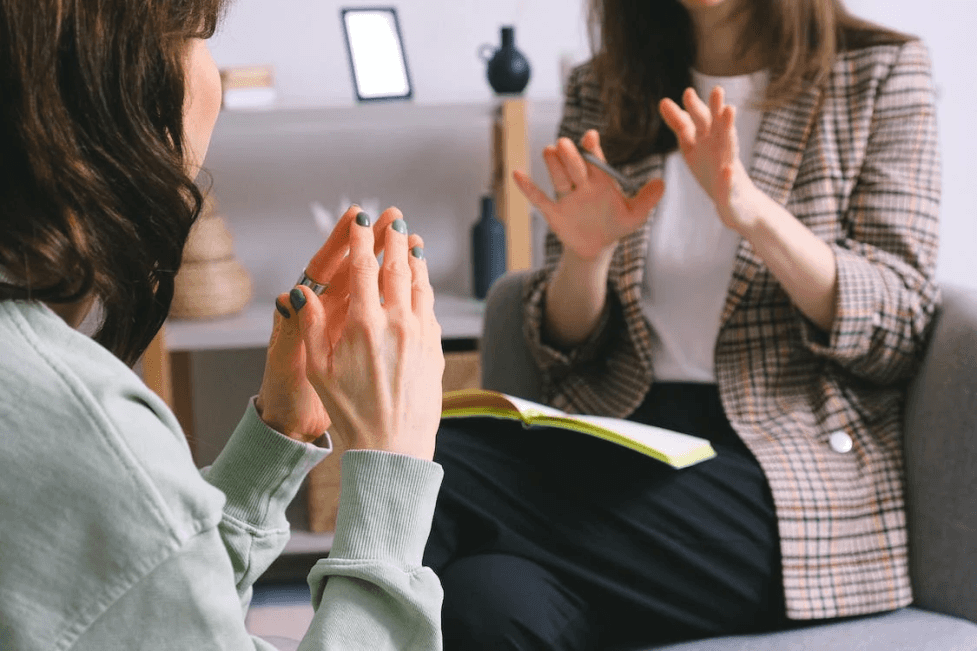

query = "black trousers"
423;383;787;651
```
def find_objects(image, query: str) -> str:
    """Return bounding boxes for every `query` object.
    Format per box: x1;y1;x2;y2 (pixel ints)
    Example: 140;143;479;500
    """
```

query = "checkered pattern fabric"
522;41;941;620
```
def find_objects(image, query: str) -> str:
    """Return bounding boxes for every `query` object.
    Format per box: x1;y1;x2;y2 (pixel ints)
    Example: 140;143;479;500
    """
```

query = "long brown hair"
0;0;226;365
590;0;913;166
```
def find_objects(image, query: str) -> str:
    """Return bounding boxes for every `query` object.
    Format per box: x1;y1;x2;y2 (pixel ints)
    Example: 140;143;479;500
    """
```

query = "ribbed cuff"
203;398;332;528
329;450;444;569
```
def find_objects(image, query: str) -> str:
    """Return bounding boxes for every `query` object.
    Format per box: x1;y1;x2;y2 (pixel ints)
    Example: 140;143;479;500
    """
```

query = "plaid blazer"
522;40;941;620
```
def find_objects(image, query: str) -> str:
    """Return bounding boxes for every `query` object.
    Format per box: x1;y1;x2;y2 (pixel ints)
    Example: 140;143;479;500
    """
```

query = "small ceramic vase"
479;26;531;95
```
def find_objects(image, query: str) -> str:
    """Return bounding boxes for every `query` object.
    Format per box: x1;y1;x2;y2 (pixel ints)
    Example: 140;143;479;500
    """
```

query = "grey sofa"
481;271;977;651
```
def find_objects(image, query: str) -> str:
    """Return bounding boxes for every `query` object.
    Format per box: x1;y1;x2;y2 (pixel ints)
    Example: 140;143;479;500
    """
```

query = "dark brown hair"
590;0;913;166
0;0;226;365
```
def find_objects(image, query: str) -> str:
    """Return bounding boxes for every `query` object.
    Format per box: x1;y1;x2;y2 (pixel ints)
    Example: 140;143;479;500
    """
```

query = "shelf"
165;293;486;352
283;529;334;555
211;99;563;138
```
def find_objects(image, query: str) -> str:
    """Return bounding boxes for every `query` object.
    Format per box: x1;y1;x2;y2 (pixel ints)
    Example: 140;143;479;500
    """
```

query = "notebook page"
569;415;710;458
503;394;567;419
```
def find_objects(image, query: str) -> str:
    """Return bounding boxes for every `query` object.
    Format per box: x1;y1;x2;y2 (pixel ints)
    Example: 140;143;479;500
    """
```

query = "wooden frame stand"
492;98;532;272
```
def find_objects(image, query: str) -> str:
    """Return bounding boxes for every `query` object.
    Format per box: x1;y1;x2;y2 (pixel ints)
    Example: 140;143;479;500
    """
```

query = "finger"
406;234;435;316
407;233;425;251
325;294;350;351
709;86;725;123
717;105;739;168
683;87;711;135
543;146;573;197
304;205;358;286
625;178;666;221
579;129;607;162
321;256;351;301
380;206;412;312
269;289;307;361
370;208;400;259
513;169;557;215
555;137;588;187
723;105;737;135
268;294;290;350
659;98;697;150
347;210;381;320
290;284;328;374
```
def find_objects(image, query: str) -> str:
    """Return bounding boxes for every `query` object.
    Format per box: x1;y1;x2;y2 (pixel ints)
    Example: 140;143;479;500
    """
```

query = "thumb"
288;285;329;376
267;290;307;370
627;178;665;222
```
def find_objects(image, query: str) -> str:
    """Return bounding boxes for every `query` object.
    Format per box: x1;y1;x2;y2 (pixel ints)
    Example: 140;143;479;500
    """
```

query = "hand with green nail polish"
295;206;444;461
256;205;367;443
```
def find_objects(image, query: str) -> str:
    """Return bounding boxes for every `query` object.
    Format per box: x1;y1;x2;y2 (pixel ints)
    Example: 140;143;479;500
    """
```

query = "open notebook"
442;389;717;469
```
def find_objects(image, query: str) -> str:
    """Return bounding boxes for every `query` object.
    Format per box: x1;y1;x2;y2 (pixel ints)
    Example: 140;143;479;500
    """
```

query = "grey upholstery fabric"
903;284;977;625
480;272;977;649
643;608;977;651
481;271;544;402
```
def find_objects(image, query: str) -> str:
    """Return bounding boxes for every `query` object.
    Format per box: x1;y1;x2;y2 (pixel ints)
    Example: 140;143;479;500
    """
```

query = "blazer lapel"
721;82;825;325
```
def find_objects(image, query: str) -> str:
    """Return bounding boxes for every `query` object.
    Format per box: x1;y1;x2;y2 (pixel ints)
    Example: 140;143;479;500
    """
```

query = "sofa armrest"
480;271;544;402
481;274;977;626
903;284;977;624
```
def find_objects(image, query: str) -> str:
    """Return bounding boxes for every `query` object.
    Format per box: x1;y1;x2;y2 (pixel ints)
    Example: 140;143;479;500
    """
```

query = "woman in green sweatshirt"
0;1;445;649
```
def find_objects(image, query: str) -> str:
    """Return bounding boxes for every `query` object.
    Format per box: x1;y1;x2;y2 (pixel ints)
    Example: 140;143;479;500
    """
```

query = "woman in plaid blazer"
424;0;940;647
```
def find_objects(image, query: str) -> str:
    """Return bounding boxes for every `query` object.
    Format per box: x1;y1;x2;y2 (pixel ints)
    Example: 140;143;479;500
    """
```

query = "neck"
686;2;764;76
45;296;95;329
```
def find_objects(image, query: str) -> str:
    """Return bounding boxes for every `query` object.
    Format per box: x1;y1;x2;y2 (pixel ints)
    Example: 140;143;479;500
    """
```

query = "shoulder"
828;40;935;95
0;301;224;543
565;59;599;98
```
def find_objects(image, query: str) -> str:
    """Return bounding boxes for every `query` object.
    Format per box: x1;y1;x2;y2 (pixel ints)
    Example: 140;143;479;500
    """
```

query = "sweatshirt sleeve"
298;451;445;650
74;447;444;651
200;398;332;611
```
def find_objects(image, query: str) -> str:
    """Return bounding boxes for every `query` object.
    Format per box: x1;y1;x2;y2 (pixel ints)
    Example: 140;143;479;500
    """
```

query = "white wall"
208;0;976;291
845;0;977;288
209;0;591;106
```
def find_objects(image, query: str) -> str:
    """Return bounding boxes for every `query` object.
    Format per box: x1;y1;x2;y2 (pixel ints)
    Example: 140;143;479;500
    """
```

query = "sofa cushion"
634;607;977;651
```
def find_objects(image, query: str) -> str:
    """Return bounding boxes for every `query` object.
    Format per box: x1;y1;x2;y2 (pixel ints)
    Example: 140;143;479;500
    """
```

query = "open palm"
659;86;755;233
514;129;665;261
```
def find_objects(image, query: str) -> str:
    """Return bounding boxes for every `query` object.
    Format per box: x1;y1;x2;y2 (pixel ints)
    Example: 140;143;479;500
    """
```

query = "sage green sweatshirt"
0;299;444;650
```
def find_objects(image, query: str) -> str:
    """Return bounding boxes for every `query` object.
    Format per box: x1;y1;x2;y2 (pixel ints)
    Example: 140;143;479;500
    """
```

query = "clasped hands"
513;86;762;260
255;206;444;462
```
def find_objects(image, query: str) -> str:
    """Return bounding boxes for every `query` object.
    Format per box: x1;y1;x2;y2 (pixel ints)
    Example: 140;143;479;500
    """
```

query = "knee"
439;554;592;651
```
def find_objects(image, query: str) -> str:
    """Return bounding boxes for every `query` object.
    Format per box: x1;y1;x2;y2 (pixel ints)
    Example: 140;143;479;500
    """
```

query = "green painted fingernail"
275;299;291;319
355;212;371;227
411;246;425;260
289;288;307;312
391;219;408;234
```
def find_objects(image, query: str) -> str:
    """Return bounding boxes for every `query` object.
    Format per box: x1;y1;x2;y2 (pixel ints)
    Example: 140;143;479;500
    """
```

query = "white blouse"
641;68;769;383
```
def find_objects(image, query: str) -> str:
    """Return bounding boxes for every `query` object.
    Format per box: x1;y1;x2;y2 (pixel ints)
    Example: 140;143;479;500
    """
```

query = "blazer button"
830;430;853;453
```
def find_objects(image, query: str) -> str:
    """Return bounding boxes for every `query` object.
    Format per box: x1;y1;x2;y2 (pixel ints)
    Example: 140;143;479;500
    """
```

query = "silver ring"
297;273;330;295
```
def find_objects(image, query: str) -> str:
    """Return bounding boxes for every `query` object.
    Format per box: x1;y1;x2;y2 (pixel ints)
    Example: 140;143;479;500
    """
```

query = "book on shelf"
441;389;717;469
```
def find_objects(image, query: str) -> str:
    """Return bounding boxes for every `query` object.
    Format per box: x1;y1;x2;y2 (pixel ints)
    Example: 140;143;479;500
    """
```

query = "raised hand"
513;129;665;260
255;205;366;443
295;208;444;461
659;86;759;234
255;205;429;444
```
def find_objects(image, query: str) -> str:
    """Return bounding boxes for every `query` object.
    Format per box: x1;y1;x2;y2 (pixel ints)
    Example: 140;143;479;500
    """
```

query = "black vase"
480;26;531;95
472;195;507;300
